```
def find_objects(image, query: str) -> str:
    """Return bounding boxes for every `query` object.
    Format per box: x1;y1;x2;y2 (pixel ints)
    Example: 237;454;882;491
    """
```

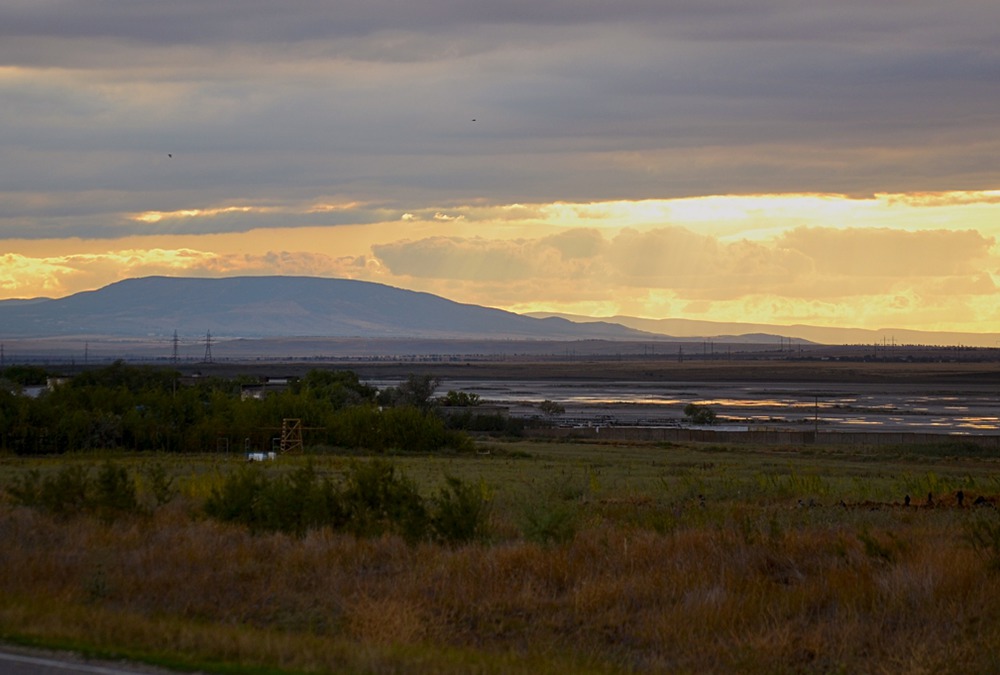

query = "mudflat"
192;356;1000;385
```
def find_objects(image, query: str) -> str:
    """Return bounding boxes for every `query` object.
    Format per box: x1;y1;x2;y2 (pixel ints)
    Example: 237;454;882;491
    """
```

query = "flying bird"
167;153;173;158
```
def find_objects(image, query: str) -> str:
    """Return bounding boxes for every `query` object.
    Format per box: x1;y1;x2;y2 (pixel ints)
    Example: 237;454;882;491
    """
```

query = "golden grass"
3;442;1000;673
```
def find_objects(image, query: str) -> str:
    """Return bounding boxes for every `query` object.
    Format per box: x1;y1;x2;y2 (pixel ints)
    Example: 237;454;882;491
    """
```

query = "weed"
857;528;896;564
140;461;176;508
963;512;1000;570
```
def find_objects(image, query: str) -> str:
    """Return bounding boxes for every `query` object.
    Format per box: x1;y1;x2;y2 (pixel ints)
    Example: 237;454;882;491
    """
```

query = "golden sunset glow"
3;191;999;341
133;206;259;224
3;1;1000;344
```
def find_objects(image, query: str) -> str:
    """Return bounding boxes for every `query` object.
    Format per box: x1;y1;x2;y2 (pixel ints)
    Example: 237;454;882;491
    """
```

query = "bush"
518;480;580;545
340;459;428;542
203;465;269;528
93;461;139;523
430;475;491;544
8;463;146;522
382;406;445;453
7;469;43;508
39;465;92;519
204;462;343;536
200;460;489;544
141;462;177;508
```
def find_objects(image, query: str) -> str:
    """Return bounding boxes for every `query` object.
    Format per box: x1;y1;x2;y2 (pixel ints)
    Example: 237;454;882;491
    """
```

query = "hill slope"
526;312;1000;348
0;276;655;340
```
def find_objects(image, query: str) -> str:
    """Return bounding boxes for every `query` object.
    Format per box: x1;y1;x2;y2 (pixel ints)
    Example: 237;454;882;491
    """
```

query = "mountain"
0;276;656;341
527;312;1000;349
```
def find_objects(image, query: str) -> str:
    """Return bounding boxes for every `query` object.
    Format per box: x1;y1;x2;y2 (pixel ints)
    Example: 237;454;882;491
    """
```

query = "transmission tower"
203;330;214;363
171;330;180;364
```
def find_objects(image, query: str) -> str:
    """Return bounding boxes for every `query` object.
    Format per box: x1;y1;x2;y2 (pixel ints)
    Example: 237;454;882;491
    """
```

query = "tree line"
0;362;513;455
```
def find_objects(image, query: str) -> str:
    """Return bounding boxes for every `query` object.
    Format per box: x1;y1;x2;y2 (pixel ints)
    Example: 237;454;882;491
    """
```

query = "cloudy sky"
3;0;1000;337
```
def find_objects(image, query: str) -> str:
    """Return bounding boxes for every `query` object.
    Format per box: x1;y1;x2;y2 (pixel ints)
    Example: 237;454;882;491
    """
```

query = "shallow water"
370;378;1000;435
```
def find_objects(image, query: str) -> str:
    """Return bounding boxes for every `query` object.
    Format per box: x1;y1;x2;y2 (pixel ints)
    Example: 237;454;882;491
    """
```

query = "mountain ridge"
526;312;1000;349
0;276;656;341
5;276;986;347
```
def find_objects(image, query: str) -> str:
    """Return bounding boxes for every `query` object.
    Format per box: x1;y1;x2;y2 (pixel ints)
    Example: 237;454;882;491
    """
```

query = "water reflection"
368;378;1000;435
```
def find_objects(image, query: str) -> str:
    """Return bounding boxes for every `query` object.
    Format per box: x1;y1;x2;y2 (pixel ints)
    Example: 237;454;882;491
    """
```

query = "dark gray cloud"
1;0;999;238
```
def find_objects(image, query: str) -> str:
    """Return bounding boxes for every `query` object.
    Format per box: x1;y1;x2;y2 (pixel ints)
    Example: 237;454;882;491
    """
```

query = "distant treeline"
0;361;520;455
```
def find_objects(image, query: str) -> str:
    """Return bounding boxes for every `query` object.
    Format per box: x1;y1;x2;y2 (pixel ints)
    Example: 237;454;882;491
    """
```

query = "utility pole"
172;330;180;364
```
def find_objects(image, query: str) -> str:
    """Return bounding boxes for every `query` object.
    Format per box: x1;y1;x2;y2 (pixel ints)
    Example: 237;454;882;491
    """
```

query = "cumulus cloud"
778;227;994;277
368;224;999;308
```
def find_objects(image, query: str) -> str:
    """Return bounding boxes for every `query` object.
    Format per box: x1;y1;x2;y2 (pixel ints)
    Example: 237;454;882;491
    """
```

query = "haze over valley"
1;277;998;365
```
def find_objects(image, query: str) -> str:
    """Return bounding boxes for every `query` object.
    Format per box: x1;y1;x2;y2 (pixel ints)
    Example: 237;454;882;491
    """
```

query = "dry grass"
3;487;1000;673
3;440;1000;673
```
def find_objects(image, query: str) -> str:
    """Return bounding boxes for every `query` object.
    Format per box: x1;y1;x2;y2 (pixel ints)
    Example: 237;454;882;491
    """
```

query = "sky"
2;0;1000;339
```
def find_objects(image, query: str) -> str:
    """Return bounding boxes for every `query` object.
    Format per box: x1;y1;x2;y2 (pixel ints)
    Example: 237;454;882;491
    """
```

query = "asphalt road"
0;648;185;675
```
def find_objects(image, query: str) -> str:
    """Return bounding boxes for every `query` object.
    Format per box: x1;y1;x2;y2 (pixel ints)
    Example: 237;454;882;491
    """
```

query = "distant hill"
526;312;1000;349
0;276;658;341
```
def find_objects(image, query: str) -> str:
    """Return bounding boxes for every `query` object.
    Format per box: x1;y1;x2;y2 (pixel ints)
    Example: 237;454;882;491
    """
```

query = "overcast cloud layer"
2;1;1000;337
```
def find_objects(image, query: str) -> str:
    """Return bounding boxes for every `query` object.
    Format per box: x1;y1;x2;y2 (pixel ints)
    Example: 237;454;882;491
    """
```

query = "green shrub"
141;461;177;507
203;465;268;528
383;406;447;453
328;404;384;450
255;462;342;536
519;499;578;545
8;462;143;522
7;469;42;507
431;475;491;544
39;465;92;519
93;461;139;522
201;459;487;544
340;459;428;542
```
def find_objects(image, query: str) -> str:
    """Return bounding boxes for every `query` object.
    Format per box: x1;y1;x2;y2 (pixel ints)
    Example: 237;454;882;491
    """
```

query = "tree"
440;390;481;407
378;374;440;410
538;400;565;416
683;403;717;425
298;369;376;409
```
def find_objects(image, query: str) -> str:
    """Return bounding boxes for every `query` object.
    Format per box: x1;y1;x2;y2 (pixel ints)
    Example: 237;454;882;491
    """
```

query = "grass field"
3;438;1000;673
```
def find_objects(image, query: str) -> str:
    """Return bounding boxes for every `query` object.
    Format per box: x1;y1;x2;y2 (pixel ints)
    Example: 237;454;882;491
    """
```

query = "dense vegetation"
0;362;505;455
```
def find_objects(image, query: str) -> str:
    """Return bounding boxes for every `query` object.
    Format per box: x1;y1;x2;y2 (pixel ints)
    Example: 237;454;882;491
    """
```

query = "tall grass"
2;441;1000;673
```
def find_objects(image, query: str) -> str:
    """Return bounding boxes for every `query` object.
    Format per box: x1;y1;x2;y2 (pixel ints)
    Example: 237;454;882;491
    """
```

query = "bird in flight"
167;153;173;158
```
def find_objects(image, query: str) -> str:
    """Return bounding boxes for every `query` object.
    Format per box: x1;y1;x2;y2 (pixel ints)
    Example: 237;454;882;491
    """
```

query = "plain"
3;437;1000;674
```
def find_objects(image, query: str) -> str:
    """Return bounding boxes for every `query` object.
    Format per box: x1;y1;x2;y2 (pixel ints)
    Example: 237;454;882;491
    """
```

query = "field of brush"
3;437;1000;674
